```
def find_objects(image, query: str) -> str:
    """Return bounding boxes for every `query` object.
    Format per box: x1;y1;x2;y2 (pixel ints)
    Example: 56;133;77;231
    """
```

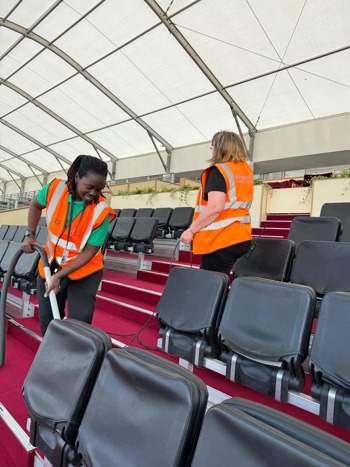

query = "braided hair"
66;155;108;202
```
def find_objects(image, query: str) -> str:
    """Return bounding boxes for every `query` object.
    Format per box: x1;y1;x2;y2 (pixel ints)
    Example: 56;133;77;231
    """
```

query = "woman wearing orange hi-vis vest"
21;155;115;335
180;131;254;277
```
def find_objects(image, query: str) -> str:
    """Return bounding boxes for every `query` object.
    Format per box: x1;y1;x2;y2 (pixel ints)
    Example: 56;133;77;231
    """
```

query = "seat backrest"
135;207;154;217
76;347;208;467
157;267;229;364
128;217;159;253
0;241;21;275
169;207;194;230
12;225;26;242
192;398;350;467
340;217;350;242
233;238;295;281
113;208;121;217
320;202;350;223
309;291;350;429
129;217;158;242
22;319;112;463
119;208;136;217
110;216;136;241
290;241;350;296
3;225;18;241
152;207;173;227
0;224;9;240
288;216;341;248
219;276;315;399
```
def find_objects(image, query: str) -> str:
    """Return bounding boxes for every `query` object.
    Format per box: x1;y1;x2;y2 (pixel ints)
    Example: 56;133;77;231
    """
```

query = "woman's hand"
44;273;62;297
21;235;37;254
180;228;194;245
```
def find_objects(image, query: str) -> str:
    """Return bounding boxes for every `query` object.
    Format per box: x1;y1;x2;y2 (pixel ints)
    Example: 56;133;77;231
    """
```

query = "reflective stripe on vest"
201;215;251;231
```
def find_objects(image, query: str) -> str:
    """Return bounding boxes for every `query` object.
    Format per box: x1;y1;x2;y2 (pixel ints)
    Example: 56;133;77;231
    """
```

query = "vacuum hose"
0;244;60;367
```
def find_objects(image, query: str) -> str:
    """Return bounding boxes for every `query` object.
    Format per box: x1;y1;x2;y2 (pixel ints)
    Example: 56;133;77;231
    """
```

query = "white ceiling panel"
4;103;76;144
8;49;75;96
38;75;130;132
0;0;349;183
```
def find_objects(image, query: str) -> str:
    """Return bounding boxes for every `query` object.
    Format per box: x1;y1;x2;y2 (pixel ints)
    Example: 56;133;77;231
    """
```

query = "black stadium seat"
289;240;350;313
157;267;229;365
109;216;136;251
340;217;350;242
288;216;341;249
152;207;173;237
309;291;350;430
128;216;158;253
75;347;208;467
135;207;154;217
22;319;112;466
192;398;350;467
233;238;295;282
320;202;350;223
219;277;316;402
168;207;194;238
119;208;137;217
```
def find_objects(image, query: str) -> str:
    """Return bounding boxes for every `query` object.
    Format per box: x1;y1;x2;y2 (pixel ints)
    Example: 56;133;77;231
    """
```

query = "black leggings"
37;269;103;336
200;241;251;277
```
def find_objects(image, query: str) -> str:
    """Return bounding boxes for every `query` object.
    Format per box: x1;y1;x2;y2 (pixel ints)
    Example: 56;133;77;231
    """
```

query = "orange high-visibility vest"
38;179;115;280
192;162;253;255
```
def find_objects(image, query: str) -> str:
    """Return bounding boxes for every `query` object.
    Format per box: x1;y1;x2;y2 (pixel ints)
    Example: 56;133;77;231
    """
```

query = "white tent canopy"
0;0;349;189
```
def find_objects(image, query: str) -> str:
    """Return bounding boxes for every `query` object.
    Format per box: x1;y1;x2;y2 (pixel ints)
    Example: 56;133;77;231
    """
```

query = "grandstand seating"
109;216;136;251
192;398;350;466
288;216;341;248
340;217;350;242
168;207;194;238
157;267;229;364
309;291;350;430
22;319;112;466
218;276;315;402
135;207;154;217
320;202;350;223
127;216;158;253
22;318;350;467
152;207;173;237
289;240;350;313
233;238;295;281
119;208;137;217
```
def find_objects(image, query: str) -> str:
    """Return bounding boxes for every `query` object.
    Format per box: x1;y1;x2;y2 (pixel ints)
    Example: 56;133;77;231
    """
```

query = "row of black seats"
112;206;194;239
0;226;48;294
286;215;350;246
157;266;350;432
23;318;350;466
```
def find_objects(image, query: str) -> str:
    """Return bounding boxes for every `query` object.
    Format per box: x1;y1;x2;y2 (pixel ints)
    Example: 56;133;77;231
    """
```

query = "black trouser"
37;269;103;336
200;241;251;277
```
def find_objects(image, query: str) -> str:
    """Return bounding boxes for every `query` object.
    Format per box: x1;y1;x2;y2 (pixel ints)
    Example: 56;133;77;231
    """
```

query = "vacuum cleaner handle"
32;244;60;320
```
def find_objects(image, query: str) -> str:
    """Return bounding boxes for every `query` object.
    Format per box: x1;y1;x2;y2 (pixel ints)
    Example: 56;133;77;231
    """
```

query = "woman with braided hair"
22;155;115;335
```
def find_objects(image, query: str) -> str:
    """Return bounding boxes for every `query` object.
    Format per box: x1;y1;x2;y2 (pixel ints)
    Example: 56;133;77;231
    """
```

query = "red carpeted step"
260;220;293;229
178;250;201;264
266;213;309;221
101;280;161;307
0;416;35;467
136;270;169;285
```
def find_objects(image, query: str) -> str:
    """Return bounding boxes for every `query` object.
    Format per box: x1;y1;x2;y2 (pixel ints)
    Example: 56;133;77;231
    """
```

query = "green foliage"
340;168;350;178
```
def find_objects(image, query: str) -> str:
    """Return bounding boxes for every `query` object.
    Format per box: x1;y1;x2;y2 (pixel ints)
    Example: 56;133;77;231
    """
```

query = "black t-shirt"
204;167;226;200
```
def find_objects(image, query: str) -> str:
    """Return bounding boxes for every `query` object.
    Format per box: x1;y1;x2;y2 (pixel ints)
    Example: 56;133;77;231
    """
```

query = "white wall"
2;113;349;197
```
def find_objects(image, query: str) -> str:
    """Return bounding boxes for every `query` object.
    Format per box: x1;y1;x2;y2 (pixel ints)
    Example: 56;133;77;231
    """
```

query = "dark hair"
66;155;108;197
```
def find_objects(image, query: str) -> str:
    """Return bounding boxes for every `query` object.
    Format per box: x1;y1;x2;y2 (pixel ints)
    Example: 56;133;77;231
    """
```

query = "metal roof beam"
0;144;48;175
0;18;174;154
0;118;70;170
144;0;256;136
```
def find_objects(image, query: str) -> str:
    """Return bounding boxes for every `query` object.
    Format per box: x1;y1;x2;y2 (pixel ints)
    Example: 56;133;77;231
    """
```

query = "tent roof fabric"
0;0;349;182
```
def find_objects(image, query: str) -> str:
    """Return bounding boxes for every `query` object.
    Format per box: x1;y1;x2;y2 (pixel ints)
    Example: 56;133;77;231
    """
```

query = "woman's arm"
180;191;226;245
